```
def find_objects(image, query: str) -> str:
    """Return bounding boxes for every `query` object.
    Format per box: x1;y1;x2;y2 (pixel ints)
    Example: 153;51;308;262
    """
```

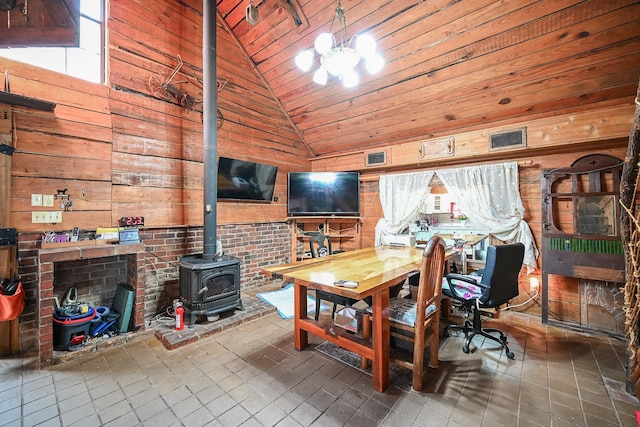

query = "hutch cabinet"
541;154;625;324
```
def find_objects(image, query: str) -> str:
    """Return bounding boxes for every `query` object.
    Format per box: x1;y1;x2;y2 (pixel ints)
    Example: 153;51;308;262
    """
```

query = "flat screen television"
288;172;360;216
217;157;278;202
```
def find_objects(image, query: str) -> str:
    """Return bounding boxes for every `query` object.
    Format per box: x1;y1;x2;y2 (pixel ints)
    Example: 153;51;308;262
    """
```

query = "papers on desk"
257;283;329;319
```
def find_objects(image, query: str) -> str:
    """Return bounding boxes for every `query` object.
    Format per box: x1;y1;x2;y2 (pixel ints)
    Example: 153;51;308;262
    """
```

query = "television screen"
217;157;278;202
288;172;360;216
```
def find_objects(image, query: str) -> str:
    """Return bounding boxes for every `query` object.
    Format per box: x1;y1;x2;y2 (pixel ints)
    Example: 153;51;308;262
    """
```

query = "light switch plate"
43;195;54;207
31;194;43;206
32;211;62;223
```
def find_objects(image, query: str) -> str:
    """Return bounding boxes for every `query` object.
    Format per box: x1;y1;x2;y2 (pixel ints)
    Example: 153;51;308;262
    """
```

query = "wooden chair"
363;235;446;391
309;234;371;320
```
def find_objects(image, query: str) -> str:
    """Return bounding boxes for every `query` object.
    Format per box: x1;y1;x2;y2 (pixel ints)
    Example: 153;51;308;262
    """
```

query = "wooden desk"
262;245;454;392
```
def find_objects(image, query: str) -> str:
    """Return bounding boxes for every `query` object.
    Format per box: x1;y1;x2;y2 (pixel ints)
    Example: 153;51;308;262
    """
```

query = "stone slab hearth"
155;293;276;349
51;292;277;365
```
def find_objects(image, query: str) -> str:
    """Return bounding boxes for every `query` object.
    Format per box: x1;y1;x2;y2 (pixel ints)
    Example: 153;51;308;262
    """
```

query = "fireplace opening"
179;254;243;326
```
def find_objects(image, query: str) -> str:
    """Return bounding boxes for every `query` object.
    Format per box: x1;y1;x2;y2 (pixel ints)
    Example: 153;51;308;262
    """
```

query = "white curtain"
376;162;539;272
436;162;538;272
374;170;435;246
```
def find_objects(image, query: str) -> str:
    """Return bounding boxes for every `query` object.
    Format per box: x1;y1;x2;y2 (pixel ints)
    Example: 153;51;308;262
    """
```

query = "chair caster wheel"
506;351;515;359
463;345;470;354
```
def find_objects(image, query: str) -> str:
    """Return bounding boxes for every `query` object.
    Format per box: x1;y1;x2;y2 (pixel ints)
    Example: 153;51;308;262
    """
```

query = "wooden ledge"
0;91;56;111
38;242;145;263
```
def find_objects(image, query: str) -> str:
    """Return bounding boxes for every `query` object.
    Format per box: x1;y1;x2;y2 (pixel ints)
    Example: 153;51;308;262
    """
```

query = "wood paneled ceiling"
217;0;640;158
0;0;79;48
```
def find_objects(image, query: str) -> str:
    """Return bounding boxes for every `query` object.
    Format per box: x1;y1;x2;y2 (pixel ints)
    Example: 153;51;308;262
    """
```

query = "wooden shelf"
0;91;56;111
288;216;361;262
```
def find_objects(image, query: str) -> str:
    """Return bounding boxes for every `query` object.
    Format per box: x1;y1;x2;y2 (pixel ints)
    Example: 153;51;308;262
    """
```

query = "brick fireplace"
37;243;146;366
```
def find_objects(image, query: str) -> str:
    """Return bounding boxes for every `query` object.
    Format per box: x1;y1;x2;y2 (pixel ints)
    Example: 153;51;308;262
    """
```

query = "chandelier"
294;0;384;88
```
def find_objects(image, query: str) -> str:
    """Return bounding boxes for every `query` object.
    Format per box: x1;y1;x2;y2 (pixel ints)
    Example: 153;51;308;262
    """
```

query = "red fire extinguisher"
175;303;184;330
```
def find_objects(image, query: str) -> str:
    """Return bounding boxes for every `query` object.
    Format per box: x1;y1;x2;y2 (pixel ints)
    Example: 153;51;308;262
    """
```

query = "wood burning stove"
177;7;243;328
179;254;243;326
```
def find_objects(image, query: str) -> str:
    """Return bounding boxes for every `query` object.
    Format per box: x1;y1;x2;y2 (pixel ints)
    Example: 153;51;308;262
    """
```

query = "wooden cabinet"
541;154;625;324
422;193;451;213
288;216;361;262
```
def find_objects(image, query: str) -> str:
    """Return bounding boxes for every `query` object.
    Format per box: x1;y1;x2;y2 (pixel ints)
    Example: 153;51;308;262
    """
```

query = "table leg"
294;282;308;350
371;288;390;392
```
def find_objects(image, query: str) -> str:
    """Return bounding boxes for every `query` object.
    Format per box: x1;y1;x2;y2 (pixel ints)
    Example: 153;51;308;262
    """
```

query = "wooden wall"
3;1;311;234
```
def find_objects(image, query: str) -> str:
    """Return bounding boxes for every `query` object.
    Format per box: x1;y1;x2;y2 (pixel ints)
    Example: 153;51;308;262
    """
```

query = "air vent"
366;151;387;166
489;128;526;151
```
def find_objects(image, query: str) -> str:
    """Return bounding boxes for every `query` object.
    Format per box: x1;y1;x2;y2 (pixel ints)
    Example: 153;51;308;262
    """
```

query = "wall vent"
366;151;387;166
489;128;526;151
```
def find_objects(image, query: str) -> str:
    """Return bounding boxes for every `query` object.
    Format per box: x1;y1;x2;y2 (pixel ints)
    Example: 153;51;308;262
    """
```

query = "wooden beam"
273;0;308;28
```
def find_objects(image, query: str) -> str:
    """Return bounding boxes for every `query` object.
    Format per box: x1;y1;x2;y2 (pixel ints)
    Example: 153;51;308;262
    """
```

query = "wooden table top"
262;245;456;299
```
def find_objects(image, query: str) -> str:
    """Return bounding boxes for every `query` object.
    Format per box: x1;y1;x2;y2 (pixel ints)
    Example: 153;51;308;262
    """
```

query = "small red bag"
0;281;25;321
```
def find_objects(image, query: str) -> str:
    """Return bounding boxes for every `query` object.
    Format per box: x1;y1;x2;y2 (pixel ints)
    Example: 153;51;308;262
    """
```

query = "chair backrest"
480;243;525;307
415;235;447;320
309;234;333;258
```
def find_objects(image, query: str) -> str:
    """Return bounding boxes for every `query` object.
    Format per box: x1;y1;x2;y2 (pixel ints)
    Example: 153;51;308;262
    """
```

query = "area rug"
315;340;414;393
257;283;329;319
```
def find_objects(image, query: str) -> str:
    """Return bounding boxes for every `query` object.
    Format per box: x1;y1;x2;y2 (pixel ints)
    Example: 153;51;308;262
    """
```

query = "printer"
381;233;417;247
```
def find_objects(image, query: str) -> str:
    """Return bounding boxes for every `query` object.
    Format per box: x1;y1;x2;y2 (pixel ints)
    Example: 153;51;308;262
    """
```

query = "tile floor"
1;298;639;426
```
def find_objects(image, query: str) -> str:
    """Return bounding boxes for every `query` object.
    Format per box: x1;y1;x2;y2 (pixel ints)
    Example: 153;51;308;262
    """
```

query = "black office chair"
309;234;369;320
442;243;525;359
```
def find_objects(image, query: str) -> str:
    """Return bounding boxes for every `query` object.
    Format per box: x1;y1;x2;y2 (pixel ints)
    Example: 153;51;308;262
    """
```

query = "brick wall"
16;223;290;359
55;256;128;308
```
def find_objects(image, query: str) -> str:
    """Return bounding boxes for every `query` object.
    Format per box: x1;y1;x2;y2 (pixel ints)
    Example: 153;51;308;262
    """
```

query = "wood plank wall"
108;0;310;226
2;0;311;234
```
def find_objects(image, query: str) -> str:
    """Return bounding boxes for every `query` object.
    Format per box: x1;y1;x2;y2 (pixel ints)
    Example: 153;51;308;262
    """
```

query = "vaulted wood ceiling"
0;0;79;48
217;0;640;158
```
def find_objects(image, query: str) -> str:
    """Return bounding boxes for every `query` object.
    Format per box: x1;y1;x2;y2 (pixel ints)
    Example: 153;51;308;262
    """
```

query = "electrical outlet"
43;195;54;207
529;277;540;293
31;194;43;206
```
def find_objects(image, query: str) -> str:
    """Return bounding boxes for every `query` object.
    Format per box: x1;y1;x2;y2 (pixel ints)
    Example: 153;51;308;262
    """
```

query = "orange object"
0;280;25;321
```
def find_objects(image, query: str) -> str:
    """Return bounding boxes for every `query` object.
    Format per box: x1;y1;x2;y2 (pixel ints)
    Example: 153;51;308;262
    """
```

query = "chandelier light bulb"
313;68;328;85
356;34;376;58
365;53;385;74
342;69;359;88
314;32;334;55
295;49;314;72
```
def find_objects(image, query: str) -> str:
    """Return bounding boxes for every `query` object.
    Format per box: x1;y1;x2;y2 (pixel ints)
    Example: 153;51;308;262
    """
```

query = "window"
0;0;106;84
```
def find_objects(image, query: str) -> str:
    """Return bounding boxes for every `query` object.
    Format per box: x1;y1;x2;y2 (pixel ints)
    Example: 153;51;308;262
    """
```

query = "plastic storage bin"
53;308;95;351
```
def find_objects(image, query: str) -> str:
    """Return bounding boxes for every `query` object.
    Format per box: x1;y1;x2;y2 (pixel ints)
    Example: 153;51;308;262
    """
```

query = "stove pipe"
203;0;217;259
